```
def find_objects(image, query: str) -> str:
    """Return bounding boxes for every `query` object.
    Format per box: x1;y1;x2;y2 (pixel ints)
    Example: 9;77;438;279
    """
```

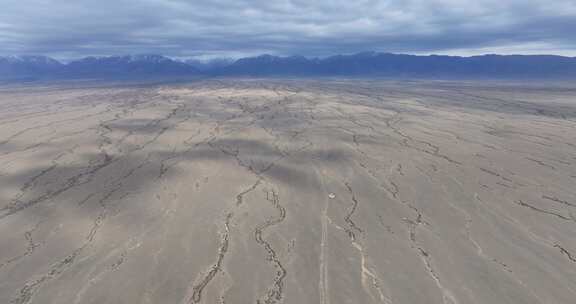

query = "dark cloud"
1;0;575;59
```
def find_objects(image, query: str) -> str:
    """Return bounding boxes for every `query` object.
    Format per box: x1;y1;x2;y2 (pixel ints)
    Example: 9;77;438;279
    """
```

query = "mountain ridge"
1;52;576;80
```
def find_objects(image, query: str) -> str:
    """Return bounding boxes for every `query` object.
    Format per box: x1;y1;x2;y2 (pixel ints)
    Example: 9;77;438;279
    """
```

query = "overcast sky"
1;0;576;60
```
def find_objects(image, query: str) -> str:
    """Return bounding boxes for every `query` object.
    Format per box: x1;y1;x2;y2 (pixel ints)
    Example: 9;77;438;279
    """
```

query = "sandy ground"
0;79;575;304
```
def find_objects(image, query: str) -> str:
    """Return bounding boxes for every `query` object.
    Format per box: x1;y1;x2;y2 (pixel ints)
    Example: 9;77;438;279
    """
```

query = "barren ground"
0;79;575;304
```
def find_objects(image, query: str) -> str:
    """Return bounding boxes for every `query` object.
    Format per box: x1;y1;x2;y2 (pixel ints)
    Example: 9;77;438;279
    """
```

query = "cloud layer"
1;0;576;59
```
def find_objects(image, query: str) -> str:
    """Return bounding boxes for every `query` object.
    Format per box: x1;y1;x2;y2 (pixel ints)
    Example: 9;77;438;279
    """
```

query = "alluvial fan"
0;79;575;304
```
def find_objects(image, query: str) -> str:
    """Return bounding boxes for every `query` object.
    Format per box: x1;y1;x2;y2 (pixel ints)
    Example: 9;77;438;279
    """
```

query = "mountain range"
2;52;576;80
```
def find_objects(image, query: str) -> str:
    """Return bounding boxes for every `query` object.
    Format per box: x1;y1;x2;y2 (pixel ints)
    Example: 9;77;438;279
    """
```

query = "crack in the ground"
515;200;575;222
0;100;185;221
255;189;287;304
542;195;576;208
0;220;43;271
554;244;576;263
343;182;363;241
190;213;232;303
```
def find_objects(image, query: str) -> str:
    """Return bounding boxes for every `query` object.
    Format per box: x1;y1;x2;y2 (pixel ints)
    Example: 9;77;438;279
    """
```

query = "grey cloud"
1;0;575;59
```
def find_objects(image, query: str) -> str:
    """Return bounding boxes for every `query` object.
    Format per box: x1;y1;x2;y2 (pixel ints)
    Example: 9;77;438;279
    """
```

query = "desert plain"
0;79;575;304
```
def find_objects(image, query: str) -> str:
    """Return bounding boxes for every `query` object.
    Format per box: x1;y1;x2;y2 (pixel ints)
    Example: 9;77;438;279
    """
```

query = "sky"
1;0;576;60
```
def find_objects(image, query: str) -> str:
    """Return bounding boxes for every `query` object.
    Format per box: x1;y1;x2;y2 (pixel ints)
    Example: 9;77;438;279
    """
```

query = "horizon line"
3;51;576;63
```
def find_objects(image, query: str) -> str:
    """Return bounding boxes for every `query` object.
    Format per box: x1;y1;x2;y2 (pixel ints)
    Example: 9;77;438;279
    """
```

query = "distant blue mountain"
0;54;196;80
219;55;318;75
1;52;576;80
63;55;197;77
185;58;234;72
215;52;576;78
0;56;62;79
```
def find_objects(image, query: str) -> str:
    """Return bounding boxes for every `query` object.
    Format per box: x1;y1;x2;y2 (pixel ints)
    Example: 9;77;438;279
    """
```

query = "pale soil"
0;79;575;304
